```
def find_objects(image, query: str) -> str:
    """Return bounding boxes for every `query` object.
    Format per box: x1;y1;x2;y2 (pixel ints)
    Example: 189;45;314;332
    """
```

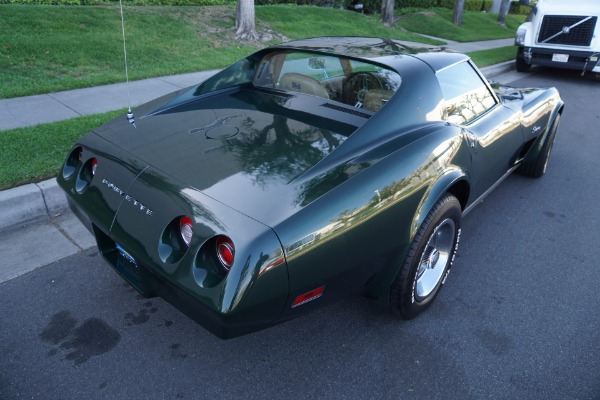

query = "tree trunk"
489;0;502;13
452;0;465;25
497;0;510;26
236;0;259;41
381;0;395;28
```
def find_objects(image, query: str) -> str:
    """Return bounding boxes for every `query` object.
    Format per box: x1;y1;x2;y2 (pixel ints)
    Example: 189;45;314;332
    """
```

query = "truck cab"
515;0;600;74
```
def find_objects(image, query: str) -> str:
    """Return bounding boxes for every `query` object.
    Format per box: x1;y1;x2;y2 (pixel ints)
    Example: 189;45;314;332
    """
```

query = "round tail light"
216;236;234;271
158;215;194;263
90;158;97;176
62;146;83;180
75;157;98;193
180;216;193;248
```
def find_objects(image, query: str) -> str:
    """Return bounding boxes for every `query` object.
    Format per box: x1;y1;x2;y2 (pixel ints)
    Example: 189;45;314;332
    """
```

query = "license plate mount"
113;242;152;296
552;53;569;63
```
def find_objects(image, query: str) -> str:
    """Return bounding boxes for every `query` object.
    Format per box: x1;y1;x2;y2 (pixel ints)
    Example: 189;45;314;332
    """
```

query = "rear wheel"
516;47;532;72
390;194;462;320
518;114;560;178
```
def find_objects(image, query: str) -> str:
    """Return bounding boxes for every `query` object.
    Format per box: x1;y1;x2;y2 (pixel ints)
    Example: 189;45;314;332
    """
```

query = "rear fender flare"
410;168;468;243
364;168;468;298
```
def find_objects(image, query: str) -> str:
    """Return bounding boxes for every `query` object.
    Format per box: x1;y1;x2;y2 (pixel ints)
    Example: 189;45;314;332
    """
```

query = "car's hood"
92;87;361;225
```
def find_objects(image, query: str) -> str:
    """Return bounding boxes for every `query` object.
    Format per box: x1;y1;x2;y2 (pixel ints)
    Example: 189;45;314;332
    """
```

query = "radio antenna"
119;0;136;128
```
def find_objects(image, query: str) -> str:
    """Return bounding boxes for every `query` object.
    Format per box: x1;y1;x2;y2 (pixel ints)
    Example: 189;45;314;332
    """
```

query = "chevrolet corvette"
58;37;563;339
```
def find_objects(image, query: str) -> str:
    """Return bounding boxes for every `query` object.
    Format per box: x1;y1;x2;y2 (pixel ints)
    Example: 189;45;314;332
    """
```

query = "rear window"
253;51;402;113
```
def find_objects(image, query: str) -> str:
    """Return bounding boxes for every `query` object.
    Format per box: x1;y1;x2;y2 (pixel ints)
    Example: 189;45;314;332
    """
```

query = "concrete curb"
0;178;67;232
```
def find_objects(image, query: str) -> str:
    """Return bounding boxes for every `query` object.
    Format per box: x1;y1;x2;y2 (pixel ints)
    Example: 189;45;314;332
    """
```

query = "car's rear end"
58;127;290;339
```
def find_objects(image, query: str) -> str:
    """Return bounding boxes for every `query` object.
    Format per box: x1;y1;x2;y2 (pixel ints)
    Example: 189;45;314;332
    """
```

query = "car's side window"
437;61;497;125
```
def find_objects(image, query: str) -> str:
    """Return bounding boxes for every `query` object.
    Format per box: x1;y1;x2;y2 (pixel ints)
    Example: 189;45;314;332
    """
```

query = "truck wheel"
518;114;560;178
516;47;532;72
390;194;461;320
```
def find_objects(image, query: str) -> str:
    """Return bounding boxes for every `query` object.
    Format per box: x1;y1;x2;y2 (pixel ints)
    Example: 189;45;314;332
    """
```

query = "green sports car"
58;37;563;339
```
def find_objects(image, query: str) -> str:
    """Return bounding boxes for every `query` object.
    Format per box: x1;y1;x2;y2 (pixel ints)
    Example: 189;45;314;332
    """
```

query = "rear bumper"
114;252;283;339
85;215;288;340
521;46;600;72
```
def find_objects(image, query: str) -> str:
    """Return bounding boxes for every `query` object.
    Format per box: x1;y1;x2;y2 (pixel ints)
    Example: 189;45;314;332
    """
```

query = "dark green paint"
57;37;563;338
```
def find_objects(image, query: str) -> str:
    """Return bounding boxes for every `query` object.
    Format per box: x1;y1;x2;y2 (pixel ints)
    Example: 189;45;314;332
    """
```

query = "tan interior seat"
278;73;330;99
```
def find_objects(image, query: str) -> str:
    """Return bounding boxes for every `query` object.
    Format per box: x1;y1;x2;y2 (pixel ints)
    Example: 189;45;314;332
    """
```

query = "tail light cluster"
65;147;237;277
62;146;97;193
187;234;236;288
159;215;235;274
161;216;236;288
196;234;236;274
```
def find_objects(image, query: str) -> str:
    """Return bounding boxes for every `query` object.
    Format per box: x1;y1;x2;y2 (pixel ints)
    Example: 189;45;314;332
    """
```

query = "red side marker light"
292;285;325;308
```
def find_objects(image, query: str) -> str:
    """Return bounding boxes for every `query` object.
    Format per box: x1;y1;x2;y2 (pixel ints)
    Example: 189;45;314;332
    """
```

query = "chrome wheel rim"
415;218;456;302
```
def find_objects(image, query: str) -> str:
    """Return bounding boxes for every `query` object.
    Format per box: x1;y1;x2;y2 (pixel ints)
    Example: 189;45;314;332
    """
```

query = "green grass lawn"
0;110;123;190
255;5;440;43
0;5;523;100
396;8;525;42
467;46;516;67
0;4;442;99
0;6;257;99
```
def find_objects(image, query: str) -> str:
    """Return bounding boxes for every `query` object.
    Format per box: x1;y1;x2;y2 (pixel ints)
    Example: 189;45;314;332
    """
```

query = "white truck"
515;0;600;74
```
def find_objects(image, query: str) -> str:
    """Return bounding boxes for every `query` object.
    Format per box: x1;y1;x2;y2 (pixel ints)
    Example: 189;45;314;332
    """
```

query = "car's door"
437;61;524;200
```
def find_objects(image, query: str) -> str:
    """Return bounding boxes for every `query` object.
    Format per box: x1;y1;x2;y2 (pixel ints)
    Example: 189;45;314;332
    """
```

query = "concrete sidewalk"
420;36;514;53
0;70;221;131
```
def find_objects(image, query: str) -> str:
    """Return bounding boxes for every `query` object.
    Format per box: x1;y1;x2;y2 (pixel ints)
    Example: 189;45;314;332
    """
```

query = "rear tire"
518;114;560;178
390;194;461;320
516;47;532;72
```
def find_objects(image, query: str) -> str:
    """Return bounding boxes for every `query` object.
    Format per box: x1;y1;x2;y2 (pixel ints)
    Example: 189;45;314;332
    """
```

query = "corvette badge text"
101;178;154;216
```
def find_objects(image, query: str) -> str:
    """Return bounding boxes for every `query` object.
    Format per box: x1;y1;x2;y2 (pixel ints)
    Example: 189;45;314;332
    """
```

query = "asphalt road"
1;68;599;400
